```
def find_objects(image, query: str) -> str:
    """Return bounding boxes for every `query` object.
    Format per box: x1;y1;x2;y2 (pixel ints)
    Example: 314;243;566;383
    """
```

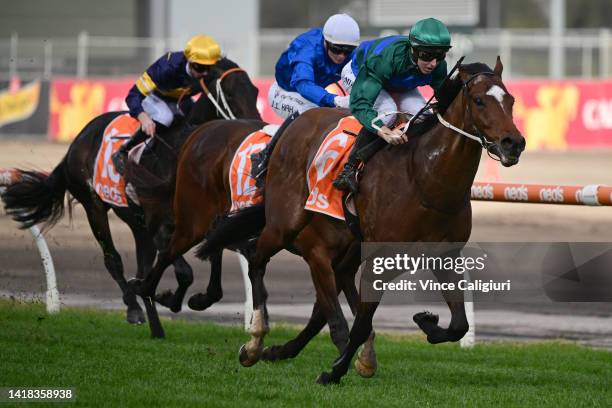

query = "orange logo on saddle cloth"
305;116;362;220
93;114;140;207
229;128;273;211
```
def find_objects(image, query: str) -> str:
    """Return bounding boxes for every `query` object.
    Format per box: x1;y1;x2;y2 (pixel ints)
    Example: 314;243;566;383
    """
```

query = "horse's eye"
474;97;484;106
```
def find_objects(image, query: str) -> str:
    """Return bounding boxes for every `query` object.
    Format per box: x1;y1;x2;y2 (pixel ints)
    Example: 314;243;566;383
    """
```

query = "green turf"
0;299;610;407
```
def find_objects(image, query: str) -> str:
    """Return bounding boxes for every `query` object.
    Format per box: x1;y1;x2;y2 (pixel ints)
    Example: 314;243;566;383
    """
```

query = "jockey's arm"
290;62;337;107
349;67;387;134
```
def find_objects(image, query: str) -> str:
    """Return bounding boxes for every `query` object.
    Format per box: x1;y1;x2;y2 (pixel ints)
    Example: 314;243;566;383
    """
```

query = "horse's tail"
195;204;265;260
1;160;71;230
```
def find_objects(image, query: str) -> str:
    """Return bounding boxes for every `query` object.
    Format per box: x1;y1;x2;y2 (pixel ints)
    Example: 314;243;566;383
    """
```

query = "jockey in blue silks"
251;13;360;180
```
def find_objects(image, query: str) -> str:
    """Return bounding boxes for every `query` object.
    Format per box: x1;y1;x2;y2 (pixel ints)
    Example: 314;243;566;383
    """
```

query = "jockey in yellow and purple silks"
333;18;452;194
112;35;222;175
250;13;360;180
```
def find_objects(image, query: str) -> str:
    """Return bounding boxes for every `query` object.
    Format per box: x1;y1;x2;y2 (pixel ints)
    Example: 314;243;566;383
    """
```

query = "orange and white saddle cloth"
229;124;279;211
93;114;140;207
305;116;362;220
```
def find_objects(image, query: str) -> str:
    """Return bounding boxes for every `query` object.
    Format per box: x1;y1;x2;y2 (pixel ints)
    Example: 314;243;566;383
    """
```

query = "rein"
199;67;245;120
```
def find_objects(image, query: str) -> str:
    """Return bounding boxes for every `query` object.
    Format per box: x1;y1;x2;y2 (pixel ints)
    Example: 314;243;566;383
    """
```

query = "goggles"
413;48;447;62
191;63;211;73
326;41;356;56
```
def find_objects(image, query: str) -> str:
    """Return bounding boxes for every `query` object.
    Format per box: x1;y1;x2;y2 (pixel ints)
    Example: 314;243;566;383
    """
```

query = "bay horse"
1;58;261;327
127;116;369;358
212;58;525;383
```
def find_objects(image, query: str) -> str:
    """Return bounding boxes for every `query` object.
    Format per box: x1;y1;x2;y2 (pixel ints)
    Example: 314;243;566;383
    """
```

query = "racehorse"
126;112;375;361
1;58;261;327
206;58;525;383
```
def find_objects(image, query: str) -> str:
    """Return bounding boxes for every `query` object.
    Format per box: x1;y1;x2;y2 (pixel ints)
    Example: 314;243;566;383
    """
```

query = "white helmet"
323;14;360;47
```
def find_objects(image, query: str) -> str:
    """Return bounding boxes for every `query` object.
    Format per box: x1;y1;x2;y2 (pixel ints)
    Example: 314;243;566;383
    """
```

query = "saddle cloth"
93;114;139;207
305;116;362;220
229;124;278;211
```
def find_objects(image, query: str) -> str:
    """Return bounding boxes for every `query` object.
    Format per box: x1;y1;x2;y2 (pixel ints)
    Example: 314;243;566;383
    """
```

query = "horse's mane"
405;62;493;138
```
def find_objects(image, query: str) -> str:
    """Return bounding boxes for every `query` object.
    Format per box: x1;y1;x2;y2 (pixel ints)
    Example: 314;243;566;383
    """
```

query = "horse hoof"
413;311;439;326
354;356;377;378
127;278;144;296
238;344;259;367
127;308;146;325
155;290;181;313
187;293;215;311
316;371;340;386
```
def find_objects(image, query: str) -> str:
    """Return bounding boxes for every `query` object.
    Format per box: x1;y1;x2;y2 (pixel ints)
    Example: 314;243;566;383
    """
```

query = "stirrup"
112;150;127;175
250;150;268;180
333;165;358;193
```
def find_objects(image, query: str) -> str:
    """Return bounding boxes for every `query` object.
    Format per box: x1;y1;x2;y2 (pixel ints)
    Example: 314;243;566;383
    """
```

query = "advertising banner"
0;79;50;135
41;77;612;149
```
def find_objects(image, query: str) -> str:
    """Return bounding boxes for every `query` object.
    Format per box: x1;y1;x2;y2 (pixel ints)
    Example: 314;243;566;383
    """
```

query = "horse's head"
451;57;526;167
189;57;262;124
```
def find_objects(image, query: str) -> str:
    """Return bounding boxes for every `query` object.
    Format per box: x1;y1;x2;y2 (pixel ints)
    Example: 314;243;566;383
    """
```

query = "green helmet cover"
409;18;452;49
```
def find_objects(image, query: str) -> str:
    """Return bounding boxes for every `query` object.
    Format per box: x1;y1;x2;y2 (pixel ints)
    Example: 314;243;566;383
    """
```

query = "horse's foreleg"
305;249;349;353
335;250;378;379
239;227;285;367
128;233;193;338
188;250;223;311
413;254;469;343
262;300;327;361
317;300;379;385
155;256;193;313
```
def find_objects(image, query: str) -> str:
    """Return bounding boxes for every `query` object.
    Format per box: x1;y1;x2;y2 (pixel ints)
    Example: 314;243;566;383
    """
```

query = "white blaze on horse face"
486;85;507;112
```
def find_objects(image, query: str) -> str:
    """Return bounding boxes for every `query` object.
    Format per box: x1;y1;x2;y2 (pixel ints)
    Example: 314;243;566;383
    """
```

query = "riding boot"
112;128;148;176
333;127;385;194
250;111;299;182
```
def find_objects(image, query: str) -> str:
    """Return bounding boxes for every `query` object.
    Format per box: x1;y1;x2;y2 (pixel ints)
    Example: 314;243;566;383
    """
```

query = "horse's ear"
494;56;503;78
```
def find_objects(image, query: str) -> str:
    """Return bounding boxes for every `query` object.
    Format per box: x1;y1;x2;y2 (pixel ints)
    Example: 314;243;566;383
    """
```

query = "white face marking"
486;85;506;111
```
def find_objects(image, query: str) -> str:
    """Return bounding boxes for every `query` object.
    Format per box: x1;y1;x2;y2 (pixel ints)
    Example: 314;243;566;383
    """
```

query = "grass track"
0;299;610;407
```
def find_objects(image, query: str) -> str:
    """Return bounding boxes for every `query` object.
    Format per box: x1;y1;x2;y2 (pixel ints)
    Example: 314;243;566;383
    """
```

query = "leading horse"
1;58;261;326
217;58;525;383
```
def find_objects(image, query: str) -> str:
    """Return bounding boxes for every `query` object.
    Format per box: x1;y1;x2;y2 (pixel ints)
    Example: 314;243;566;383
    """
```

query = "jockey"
112;35;222;175
250;13;360;180
333;17;452;193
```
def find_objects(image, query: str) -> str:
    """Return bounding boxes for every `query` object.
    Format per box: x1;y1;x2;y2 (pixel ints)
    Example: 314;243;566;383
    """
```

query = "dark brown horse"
1;58;261;328
215;58;524;383
127;117;372;360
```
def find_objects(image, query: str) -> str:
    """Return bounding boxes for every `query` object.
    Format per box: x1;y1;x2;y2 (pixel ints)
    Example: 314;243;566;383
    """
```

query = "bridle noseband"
435;71;503;161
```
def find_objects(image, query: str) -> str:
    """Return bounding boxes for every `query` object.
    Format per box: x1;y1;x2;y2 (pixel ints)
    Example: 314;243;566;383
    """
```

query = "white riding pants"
341;61;426;127
268;81;318;119
141;93;180;127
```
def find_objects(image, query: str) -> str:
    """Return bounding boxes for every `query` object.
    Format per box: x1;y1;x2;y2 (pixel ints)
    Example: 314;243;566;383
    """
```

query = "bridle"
199;67;245;120
436;71;503;161
155;67;246;158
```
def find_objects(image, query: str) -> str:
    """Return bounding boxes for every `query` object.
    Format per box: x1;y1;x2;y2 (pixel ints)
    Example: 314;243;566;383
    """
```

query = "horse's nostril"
501;137;514;150
518;137;526;151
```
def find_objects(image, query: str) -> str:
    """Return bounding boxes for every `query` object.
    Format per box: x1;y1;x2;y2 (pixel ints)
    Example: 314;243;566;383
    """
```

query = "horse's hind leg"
83;202;145;324
188;250;223;311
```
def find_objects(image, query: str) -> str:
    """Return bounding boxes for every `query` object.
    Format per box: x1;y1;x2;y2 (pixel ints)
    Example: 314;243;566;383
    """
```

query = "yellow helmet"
184;35;221;65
